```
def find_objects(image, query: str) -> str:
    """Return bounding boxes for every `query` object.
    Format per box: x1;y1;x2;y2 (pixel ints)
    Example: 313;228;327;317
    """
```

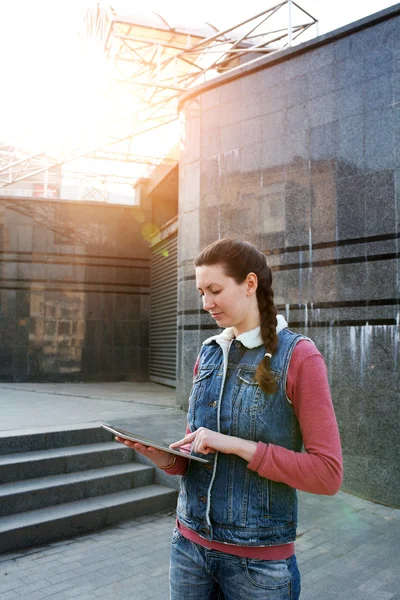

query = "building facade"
0;197;151;382
176;5;400;507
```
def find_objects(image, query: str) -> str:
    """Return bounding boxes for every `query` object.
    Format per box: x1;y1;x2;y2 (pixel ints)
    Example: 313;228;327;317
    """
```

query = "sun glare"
0;2;153;158
1;36;121;154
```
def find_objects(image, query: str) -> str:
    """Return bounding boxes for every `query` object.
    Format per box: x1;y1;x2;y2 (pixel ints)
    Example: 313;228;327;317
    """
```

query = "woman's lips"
211;313;222;318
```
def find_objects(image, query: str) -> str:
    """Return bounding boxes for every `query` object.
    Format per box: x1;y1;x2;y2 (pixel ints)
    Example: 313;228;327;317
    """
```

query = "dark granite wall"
0;197;150;382
177;8;400;506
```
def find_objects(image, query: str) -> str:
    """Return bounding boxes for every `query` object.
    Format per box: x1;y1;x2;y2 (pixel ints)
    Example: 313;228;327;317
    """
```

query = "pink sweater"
164;340;343;559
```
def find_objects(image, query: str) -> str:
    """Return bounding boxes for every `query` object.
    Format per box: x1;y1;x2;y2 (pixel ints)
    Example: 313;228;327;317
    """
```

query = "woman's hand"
115;436;176;469
170;428;258;462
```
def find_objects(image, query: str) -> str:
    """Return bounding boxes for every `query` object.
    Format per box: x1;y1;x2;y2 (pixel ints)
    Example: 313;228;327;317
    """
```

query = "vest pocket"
234;368;260;413
193;368;214;384
237;368;258;387
188;368;214;429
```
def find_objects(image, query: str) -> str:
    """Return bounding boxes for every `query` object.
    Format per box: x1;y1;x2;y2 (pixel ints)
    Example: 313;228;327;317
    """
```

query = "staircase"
0;426;178;553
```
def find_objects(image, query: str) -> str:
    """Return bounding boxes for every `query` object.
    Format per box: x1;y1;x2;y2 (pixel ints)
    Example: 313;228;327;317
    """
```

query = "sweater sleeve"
248;340;343;495
160;422;191;476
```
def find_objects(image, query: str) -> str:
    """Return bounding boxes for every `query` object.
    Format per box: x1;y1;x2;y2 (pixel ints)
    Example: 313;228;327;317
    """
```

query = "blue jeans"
169;529;301;600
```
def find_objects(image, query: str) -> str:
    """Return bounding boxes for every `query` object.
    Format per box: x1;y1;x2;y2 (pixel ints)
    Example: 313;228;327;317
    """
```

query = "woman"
118;238;343;599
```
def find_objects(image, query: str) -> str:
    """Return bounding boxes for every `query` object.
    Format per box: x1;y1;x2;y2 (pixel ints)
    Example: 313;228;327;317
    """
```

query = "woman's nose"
203;295;215;311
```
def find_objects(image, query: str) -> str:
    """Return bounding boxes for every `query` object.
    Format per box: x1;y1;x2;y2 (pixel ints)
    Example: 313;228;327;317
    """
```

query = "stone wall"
0;197;150;382
177;7;400;506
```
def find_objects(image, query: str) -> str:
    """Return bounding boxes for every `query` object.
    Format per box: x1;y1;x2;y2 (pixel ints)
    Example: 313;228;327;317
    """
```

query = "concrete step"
0;425;179;553
0;485;178;553
0;442;134;483
0;426;113;455
0;462;155;516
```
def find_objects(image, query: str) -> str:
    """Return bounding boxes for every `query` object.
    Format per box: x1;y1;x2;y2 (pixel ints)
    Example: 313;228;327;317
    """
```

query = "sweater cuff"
161;455;189;475
247;442;269;472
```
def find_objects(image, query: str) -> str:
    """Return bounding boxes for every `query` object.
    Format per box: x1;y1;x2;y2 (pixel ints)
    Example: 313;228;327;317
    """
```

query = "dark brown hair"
195;238;278;394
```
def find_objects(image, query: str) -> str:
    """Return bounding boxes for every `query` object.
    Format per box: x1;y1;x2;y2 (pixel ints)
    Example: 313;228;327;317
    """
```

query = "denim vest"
177;318;311;547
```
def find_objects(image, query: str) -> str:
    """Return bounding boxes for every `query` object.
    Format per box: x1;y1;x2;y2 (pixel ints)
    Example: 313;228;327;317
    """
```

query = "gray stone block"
310;123;337;161
308;92;336;128
337;114;364;178
310;174;337;243
240;142;263;173
241;117;262;147
285;74;309;108
285;55;309;80
262;110;286;143
219;99;243;128
284;179;311;247
337;262;369;301
309;62;336;98
336;175;365;239
364;47;393;81
365;72;393;111
335;82;364;120
335;56;365;90
366;171;395;236
367;259;398;300
365;107;395;171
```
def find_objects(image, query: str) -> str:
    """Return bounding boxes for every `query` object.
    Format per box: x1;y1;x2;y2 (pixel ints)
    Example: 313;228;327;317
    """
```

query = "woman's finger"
115;436;135;448
170;431;196;448
116;437;160;456
134;443;164;457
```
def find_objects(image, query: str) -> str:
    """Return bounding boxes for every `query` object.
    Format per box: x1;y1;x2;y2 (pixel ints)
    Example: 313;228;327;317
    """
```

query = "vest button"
198;496;207;503
208;401;217;407
235;342;241;348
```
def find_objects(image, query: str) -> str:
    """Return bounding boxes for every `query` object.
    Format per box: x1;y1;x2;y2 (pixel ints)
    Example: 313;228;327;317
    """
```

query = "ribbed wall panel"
149;233;177;387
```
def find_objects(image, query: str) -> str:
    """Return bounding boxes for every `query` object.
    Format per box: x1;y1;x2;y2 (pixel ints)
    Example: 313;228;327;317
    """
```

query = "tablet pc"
100;423;210;464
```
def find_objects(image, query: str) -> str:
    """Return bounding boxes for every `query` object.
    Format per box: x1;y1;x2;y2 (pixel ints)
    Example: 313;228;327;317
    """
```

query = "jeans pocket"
242;558;291;591
171;527;183;544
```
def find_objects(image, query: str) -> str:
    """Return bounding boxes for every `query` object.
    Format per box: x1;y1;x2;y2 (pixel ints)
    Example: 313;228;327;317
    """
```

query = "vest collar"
202;314;288;349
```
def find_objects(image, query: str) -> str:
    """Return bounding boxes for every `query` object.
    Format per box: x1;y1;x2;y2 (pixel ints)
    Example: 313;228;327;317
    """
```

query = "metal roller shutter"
149;232;177;387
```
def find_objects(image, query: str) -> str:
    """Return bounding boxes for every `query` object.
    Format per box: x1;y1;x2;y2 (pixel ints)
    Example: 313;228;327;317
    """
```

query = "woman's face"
195;263;259;335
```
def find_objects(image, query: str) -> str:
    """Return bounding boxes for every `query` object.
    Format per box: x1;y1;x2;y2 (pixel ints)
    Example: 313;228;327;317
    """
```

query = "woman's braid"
255;277;279;394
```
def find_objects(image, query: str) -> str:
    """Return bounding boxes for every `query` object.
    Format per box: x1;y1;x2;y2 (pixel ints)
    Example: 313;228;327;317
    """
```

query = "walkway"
0;382;398;599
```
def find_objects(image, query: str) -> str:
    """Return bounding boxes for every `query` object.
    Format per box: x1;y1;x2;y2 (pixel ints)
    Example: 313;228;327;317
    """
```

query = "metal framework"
0;1;317;196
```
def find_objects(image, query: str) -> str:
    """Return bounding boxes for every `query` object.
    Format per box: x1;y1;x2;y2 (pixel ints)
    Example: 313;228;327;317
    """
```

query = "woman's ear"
246;272;258;296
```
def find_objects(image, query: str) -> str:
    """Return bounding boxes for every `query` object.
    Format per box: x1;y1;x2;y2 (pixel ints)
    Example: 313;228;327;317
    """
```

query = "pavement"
0;381;399;600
